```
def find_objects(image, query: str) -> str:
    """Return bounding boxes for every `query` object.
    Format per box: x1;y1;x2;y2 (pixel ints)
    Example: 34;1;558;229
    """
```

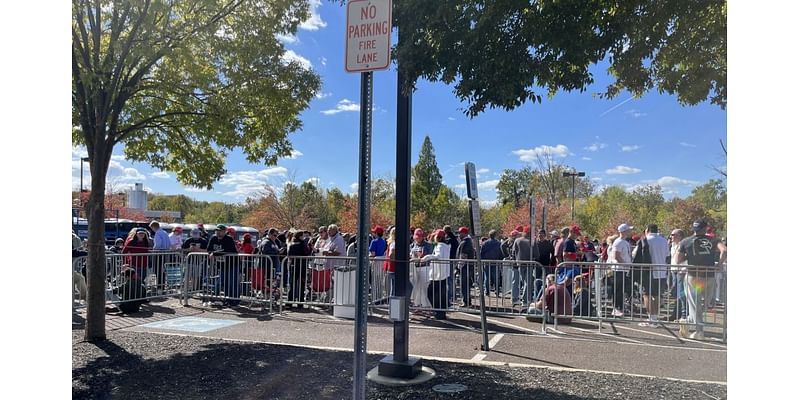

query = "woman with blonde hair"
383;227;397;296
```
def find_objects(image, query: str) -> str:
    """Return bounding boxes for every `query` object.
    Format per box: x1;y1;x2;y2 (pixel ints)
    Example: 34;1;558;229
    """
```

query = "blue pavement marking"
139;317;245;333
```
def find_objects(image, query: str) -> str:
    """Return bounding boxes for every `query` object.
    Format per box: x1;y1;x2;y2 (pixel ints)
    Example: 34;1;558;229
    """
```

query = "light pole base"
369;360;434;386
375;355;423;380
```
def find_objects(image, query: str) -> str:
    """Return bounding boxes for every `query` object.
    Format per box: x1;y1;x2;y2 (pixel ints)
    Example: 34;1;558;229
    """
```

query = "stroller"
250;258;282;304
308;266;333;304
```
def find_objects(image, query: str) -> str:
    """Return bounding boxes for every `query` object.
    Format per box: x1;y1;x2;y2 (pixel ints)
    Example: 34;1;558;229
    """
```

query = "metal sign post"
465;163;490;352
345;1;392;398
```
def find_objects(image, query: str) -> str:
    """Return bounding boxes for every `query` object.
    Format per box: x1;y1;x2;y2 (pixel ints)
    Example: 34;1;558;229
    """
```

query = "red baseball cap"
372;226;384;235
523;225;531;234
515;225;524;233
458;226;470;234
413;228;424;238
435;229;446;240
570;224;582;236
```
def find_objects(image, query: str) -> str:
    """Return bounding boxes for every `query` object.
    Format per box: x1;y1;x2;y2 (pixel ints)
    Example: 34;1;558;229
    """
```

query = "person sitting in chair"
526;274;573;324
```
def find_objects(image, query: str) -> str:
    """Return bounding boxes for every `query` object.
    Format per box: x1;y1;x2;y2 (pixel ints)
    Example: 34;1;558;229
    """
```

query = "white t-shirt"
610;237;632;271
423;242;451;281
644;233;670;279
325;233;347;269
169;233;183;250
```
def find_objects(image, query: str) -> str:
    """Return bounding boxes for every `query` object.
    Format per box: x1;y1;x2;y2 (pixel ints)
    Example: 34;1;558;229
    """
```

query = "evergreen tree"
411;136;443;225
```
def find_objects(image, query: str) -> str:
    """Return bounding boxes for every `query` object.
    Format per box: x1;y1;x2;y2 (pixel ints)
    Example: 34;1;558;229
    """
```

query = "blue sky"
71;0;727;206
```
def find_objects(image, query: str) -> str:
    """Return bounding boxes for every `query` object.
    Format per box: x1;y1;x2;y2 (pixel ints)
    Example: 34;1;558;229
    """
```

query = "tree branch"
114;111;208;143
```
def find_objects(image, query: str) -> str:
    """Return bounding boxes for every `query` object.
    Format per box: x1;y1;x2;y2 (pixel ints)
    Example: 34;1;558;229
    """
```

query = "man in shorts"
634;224;670;327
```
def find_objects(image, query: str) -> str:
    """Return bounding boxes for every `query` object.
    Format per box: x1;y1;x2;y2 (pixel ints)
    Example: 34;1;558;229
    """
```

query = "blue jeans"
459;264;474;305
511;267;529;304
483;263;502;295
386;272;395;297
675;272;687;319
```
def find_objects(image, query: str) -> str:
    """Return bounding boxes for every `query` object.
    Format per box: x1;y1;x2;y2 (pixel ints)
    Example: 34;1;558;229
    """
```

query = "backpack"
632;236;652;264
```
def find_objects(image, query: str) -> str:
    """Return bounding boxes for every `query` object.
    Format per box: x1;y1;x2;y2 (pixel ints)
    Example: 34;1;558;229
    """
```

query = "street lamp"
562;170;585;221
80;157;90;193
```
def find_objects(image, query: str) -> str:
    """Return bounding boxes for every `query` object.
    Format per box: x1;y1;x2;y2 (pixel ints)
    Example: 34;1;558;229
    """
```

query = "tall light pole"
562;170;585;221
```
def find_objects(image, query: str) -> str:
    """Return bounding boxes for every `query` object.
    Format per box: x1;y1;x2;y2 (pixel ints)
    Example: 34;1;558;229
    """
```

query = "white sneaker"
611;308;624;317
689;331;704;340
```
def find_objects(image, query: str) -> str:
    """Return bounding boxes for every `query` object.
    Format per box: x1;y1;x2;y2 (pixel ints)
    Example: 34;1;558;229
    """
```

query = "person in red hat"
369;225;387;257
456;226;476;307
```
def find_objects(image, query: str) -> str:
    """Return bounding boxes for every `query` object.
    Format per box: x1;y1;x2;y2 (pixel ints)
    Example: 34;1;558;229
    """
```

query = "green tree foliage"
496;167;535;207
411;136;444;220
73;0;320;341
393;0;726;117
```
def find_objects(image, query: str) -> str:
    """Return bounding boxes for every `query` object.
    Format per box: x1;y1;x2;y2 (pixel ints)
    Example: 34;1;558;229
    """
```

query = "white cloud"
299;0;327;31
184;186;210;193
591;177;603;182
480;199;498;207
447;117;455;121
512;144;569;161
320;56;327;66
680;142;697;148
151;171;170;179
275;33;299;44
648;176;700;188
287;150;303;159
583;143;607;152
477;179;500;190
110;154;125;161
315;91;332;100
582;157;592;161
217;167;288;199
620;144;641;152
605;165;642;175
350;182;359;193
477;168;490;175
453;183;467;189
625;109;647;118
281;49;312;70
305;177;321;186
321;99;361;115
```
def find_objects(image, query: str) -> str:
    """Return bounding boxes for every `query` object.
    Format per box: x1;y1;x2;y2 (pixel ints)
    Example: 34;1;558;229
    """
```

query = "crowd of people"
72;217;727;337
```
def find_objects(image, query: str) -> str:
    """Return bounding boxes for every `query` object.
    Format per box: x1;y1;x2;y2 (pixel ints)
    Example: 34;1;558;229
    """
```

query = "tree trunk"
84;152;109;342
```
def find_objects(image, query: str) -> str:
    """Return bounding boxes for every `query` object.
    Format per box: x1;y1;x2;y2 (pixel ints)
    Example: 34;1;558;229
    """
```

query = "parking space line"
488;333;504;349
471;333;505;362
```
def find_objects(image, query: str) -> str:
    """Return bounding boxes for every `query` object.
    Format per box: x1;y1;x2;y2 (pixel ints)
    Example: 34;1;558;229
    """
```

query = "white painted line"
488;333;504;349
470;352;487;362
140;330;727;386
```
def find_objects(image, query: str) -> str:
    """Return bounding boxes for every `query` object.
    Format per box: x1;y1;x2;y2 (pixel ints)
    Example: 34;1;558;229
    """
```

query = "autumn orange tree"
336;197;394;235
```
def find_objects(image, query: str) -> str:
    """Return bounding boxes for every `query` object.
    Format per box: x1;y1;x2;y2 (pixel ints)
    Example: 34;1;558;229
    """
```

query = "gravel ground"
73;330;726;399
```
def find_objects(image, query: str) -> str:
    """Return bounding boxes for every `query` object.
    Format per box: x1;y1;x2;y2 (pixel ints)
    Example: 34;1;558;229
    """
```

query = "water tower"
127;183;148;210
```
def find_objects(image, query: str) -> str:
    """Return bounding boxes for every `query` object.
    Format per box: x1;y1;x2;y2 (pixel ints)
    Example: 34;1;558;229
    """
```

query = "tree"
393;0;726;117
73;0;320;341
496;167;535;207
411;136;443;224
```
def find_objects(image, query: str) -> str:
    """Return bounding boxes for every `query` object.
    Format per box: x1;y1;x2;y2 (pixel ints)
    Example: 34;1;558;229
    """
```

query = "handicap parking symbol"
140;317;244;333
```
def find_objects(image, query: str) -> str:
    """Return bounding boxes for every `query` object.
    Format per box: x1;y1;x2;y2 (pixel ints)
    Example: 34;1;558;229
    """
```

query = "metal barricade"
184;252;275;310
545;261;726;340
72;256;88;309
